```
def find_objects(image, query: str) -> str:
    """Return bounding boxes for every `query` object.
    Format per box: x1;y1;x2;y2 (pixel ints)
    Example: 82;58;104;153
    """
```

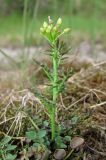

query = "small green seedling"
40;17;70;141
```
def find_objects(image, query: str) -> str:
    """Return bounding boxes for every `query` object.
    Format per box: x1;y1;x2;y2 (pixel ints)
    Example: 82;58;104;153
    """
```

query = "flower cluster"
40;17;70;44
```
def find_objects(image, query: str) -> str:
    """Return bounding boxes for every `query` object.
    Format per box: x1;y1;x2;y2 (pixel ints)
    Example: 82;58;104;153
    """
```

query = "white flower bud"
57;18;62;25
63;28;70;33
53;26;57;31
43;21;48;28
46;25;52;33
40;27;45;33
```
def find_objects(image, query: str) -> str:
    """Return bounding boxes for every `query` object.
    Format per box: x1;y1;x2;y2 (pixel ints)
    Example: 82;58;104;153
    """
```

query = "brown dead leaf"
70;137;84;149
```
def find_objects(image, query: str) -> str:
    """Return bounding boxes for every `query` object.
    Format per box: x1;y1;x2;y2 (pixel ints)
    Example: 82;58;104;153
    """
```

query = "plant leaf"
6;144;17;151
5;153;17;160
26;130;37;140
71;116;79;124
59;143;67;149
38;130;46;138
0;136;12;146
64;136;71;142
33;143;41;147
43;121;49;127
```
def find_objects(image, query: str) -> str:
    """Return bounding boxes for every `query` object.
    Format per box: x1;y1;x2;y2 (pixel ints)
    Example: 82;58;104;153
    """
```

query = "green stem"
51;43;58;141
22;0;29;50
51;107;56;140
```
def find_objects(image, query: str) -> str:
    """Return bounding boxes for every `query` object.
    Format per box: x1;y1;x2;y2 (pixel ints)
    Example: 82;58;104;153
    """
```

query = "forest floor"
0;41;106;159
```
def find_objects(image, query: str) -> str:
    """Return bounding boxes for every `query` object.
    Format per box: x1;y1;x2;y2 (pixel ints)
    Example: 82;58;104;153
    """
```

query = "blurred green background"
0;0;106;46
